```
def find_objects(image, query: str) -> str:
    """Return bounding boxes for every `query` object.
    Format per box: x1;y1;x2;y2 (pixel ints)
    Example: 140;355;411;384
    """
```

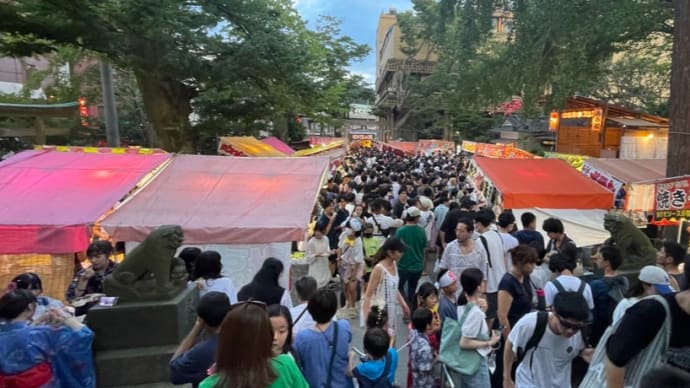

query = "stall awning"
0;150;171;254
513;209;609;247
261;137;296;155
474;157;613;209
218;136;286;157
607;117;667;128
292;141;345;157
101;155;329;245
583;158;666;184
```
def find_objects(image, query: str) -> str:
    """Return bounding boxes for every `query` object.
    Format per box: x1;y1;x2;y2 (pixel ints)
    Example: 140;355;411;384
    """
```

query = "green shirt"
199;354;308;388
396;224;427;272
362;236;382;272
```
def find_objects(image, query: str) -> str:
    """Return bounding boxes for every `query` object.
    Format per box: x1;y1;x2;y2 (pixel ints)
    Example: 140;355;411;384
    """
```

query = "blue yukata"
0;321;96;387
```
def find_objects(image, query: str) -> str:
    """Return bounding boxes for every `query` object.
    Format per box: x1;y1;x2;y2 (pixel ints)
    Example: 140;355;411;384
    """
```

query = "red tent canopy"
102;155;329;244
0;150;171;254
474;157;613;209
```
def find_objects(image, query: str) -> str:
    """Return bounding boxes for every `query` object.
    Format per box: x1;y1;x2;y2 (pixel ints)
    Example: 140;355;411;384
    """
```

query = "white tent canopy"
513;208;609;247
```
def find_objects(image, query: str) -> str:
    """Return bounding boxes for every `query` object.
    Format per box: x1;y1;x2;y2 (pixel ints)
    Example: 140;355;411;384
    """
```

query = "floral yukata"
0;322;96;387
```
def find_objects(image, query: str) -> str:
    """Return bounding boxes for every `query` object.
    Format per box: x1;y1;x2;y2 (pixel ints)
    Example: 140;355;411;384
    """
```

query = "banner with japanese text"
655;177;690;220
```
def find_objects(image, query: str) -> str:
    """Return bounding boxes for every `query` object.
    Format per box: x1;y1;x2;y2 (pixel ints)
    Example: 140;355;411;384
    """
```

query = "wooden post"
34;115;46;145
667;0;690;177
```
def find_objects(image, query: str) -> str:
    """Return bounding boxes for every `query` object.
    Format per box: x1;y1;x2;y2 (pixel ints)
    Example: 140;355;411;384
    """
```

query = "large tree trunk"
133;71;197;153
667;0;690;177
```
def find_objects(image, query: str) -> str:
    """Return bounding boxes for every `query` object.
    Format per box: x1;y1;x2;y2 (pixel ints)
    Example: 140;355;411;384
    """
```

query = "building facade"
375;9;437;141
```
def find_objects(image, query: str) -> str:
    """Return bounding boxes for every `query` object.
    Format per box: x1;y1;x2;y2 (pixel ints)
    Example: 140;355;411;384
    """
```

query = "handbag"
439;303;485;375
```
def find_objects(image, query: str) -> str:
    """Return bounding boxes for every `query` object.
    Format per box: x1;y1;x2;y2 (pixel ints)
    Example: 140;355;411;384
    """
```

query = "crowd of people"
2;146;690;388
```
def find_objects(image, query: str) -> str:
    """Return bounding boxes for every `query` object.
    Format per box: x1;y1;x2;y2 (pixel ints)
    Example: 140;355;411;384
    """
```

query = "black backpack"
352;353;395;388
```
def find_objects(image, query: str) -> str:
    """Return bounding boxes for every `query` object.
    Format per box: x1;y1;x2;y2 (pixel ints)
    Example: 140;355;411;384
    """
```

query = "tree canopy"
396;0;673;135
0;0;370;152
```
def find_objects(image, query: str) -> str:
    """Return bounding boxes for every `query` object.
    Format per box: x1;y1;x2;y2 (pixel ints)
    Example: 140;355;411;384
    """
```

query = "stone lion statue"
603;213;656;271
103;225;188;302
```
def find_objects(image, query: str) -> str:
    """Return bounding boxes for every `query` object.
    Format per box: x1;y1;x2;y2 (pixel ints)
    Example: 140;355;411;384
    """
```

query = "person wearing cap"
603;262;690;388
611;265;675;323
396;206;428;309
337;217;365;319
416;195;435;247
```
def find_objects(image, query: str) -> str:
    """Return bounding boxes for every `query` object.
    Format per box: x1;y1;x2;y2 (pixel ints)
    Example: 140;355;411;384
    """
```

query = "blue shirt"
294;319;352;387
0;321;95;387
169;334;218;388
354;348;398;384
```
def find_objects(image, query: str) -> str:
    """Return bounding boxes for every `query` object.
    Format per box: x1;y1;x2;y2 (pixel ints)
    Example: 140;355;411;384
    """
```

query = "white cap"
404;206;421;218
639;265;675;294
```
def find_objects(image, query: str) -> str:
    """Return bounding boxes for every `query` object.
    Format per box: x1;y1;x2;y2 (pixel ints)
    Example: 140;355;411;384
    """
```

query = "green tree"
0;0;368;152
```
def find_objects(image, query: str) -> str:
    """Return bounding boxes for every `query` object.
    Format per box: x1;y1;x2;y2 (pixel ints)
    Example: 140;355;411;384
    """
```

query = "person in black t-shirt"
657;241;688;291
605;259;690;387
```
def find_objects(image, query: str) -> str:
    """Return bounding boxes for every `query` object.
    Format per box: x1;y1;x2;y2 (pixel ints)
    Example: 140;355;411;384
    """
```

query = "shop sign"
351;133;374;140
655;177;690;219
582;163;622;193
461;140;477;153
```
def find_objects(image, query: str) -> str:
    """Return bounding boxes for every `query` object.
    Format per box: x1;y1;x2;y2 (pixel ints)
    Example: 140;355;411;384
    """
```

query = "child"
338;218;365;319
348;328;398;387
366;305;395;348
415;282;441;342
408;283;441;387
437;269;459;323
409;308;438;388
267;304;299;363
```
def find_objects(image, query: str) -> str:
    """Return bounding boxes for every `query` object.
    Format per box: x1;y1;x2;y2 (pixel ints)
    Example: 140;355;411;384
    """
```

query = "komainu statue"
103;225;188;302
603;213;656;271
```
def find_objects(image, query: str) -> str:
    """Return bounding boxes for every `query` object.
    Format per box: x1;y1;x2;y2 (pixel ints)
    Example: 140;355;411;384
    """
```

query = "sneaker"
337;308;350;319
349;307;359;319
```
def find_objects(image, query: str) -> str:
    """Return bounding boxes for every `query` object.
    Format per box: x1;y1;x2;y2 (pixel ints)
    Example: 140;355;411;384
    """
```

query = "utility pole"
100;62;121;147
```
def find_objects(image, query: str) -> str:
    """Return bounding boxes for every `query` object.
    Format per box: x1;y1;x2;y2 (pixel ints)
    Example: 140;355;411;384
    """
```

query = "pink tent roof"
0;150;171;254
261;137;295;155
102;155;329;244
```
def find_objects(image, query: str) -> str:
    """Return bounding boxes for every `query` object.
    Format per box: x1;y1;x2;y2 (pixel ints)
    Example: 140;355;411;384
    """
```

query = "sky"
293;0;414;87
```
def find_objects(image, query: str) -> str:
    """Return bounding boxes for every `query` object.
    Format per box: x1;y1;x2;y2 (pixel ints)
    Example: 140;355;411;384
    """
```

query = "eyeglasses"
230;300;267;311
557;315;587;331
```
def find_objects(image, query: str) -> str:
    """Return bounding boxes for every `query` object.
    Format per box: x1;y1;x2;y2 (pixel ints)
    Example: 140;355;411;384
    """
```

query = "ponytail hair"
458;268;484;306
372;237;406;266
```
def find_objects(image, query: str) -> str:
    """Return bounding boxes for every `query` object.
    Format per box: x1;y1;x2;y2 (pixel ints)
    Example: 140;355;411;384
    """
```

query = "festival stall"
469;157;613;246
384;141;418;155
418;139;455;155
461;140;535;159
261;136;296;155
218;136;287;157
101;155;330;290
653;176;690;241
293;140;346;171
582;158;666;212
0;148;171;299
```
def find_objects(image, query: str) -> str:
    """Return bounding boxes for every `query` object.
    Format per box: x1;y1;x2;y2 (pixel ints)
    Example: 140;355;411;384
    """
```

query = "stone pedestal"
87;285;198;387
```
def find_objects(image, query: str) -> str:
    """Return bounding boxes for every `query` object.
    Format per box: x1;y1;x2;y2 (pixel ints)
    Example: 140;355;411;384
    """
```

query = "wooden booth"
550;96;668;159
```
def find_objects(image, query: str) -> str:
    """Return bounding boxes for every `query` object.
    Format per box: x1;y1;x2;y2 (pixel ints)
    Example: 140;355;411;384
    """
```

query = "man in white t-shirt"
290;276;319;336
503;291;593;388
474;208;508;326
544;253;595;310
498;211;519;265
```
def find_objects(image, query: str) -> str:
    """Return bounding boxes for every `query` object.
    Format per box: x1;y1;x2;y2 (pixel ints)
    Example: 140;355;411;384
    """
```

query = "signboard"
582;162;622;193
467;142;535;159
655;177;690;219
461;140;477;153
350;133;375;140
555;108;603;131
